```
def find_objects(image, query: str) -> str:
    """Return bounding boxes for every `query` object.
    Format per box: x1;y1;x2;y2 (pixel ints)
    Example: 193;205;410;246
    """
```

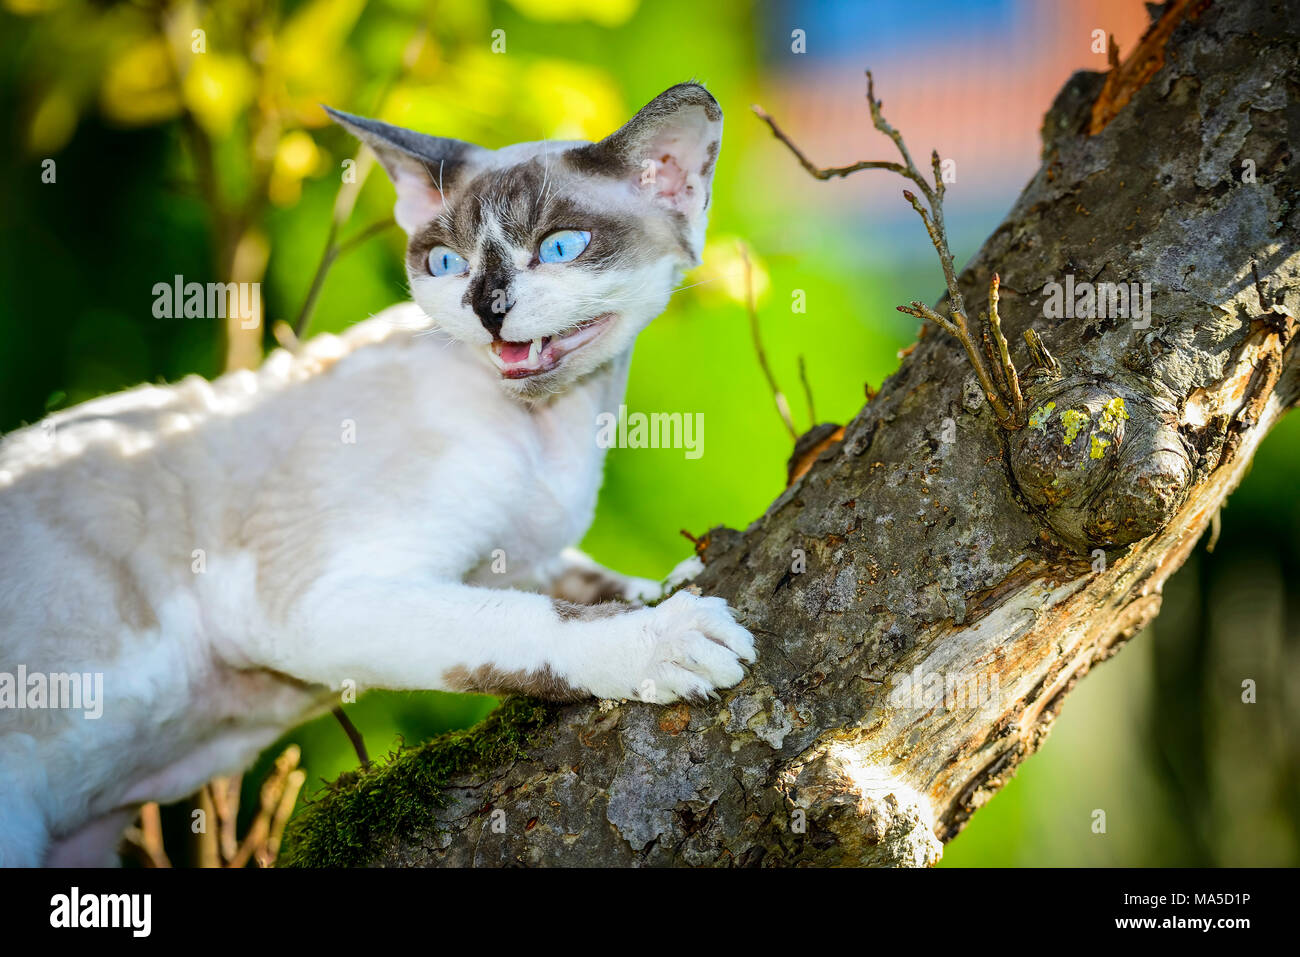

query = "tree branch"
281;0;1299;868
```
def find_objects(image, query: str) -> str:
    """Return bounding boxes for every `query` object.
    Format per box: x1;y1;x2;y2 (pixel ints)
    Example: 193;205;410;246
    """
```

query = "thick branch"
281;0;1298;868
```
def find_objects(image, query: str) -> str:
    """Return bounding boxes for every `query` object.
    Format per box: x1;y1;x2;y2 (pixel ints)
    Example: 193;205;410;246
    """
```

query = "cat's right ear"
324;107;489;234
567;83;723;261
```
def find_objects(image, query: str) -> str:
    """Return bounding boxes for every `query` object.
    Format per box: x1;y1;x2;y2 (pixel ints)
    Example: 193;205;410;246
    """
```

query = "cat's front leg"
544;547;707;606
253;576;755;704
545;547;663;604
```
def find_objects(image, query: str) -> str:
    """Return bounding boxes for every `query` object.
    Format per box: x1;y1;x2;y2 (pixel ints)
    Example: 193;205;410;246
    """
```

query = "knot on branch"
1009;378;1192;551
779;741;942;867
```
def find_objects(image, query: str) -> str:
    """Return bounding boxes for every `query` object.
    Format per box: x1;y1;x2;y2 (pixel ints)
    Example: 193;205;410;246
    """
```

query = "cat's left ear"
324;107;490;234
569;83;723;257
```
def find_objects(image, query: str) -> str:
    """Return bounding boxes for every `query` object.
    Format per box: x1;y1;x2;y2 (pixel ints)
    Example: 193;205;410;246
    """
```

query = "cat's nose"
472;294;512;336
466;245;515;337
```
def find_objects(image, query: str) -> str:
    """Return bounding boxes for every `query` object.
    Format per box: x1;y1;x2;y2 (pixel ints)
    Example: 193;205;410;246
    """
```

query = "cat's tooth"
529;338;543;364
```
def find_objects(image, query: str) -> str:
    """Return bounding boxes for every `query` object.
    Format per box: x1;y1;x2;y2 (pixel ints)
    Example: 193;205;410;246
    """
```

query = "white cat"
0;83;754;867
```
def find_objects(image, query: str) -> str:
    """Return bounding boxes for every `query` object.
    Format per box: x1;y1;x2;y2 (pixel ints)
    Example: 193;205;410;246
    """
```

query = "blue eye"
428;246;468;277
538;229;591;264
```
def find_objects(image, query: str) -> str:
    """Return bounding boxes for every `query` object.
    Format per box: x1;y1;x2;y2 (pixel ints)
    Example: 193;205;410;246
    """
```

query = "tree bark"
280;0;1299;867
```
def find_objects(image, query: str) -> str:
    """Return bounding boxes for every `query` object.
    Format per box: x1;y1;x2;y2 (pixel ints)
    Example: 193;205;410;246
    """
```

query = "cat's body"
0;83;753;866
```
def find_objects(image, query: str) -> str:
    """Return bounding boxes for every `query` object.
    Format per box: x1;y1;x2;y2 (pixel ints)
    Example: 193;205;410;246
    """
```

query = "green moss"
1060;409;1090;446
1089;433;1111;459
278;696;558;867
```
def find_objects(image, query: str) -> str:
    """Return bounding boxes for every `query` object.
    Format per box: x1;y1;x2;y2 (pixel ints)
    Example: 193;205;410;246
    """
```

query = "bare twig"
1206;505;1223;553
292;29;430;341
258;768;306;868
195;785;221;867
798;354;817;426
981;322;1010;397
754;71;1032;429
209;773;241;863
752;106;915;184
1024;329;1061;378
229;745;301;869
291;212;394;340
739;242;798;441
122;802;171;868
986;274;1024;414
332;705;371;768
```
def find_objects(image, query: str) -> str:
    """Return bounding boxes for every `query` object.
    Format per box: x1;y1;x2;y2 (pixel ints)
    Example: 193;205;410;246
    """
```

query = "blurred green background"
1;0;1295;866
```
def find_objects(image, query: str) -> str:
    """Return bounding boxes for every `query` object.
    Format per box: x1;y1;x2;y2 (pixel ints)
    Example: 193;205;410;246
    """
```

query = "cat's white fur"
0;83;751;866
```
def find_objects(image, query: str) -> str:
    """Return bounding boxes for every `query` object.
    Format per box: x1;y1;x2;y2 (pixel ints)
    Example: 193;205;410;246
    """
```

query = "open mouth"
488;313;616;379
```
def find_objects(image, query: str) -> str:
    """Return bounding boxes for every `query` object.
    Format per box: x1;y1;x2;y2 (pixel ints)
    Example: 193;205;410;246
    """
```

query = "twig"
1024;329;1061;377
229;745;301;869
292;213;394;339
739;242;798;441
981;322;1010;397
122;802;171;868
195;785;220;868
752;106;915;184
209;774;241;863
258;768;306;868
798;354;817;426
754;71;1033;430
291;29;430;341
1206;505;1222;553
332;705;370;768
986;274;1024;414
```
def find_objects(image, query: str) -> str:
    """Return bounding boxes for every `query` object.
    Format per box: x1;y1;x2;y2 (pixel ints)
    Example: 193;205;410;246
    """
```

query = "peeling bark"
281;0;1299;867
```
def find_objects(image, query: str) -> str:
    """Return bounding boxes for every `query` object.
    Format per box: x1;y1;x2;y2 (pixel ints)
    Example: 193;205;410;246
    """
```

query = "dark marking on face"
465;239;514;335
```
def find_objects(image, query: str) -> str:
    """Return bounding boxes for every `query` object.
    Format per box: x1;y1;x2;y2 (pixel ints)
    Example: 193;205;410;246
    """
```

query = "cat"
0;82;755;867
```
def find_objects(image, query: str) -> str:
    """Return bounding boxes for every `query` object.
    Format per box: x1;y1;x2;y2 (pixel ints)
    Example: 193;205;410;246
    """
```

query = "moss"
277;696;559;867
1089;433;1111;459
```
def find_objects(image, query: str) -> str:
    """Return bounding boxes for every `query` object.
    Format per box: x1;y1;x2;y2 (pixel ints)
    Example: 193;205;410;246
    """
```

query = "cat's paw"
604;591;756;704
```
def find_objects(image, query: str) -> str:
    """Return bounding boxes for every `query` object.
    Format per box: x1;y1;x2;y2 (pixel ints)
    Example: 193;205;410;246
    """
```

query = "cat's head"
326;83;722;399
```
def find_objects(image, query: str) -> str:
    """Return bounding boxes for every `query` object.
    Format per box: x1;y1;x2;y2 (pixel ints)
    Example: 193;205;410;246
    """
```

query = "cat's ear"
324;107;490;234
569;83;722;246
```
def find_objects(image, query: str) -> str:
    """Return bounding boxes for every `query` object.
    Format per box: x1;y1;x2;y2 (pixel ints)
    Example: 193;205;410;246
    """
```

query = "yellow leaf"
4;0;64;14
26;88;77;155
522;60;624;140
100;39;181;126
269;130;322;206
182;54;255;137
503;0;639;27
278;0;366;88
